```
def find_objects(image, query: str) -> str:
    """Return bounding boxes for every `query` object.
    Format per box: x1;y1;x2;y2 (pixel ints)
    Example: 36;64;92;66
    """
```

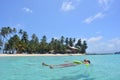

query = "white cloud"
61;1;75;11
61;0;80;12
87;37;120;53
98;0;112;10
83;12;105;24
22;7;33;13
83;0;113;24
109;38;120;48
87;36;103;43
102;38;120;52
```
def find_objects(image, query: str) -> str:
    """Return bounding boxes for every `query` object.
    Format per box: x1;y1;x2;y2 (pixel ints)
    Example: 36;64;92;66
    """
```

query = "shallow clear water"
0;55;120;80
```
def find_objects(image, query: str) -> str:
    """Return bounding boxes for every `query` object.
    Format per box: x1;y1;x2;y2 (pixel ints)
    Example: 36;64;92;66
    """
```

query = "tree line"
0;27;88;54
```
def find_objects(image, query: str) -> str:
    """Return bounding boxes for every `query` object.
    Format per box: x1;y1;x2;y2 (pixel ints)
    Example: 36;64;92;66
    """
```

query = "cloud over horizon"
87;36;120;53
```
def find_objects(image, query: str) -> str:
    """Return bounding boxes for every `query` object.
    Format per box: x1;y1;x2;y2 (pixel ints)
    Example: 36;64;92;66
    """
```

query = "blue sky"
0;0;120;53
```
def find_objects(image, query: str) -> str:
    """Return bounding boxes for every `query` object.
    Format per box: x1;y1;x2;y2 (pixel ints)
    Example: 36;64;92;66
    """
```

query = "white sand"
0;53;84;57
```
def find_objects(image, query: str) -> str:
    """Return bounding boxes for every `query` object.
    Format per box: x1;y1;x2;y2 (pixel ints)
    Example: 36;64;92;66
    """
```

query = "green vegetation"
0;27;88;54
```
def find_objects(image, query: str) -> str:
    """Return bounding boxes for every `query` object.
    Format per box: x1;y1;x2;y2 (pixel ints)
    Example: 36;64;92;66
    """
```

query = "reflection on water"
51;73;95;80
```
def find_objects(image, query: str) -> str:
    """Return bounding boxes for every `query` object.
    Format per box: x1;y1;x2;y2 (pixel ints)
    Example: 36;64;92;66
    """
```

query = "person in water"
42;59;90;69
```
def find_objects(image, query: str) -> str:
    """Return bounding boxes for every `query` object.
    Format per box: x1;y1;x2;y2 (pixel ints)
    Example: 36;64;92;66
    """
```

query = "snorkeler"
42;59;90;69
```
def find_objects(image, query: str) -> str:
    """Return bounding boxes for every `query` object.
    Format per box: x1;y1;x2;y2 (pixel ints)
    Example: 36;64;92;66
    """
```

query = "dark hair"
83;59;91;64
84;59;87;62
87;60;90;64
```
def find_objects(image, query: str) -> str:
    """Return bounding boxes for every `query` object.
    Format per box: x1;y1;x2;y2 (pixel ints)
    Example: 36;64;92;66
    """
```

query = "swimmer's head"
83;59;90;64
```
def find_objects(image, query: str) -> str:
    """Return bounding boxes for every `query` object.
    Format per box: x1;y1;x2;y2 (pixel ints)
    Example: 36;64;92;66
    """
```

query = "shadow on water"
51;73;95;80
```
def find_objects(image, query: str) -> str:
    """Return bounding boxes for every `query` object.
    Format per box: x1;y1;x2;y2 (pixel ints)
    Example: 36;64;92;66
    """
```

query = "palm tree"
21;31;28;43
27;34;39;53
75;39;82;47
12;27;17;36
49;38;55;51
4;34;20;54
60;36;64;45
81;40;88;53
1;27;9;39
0;30;3;49
0;39;3;51
19;29;23;39
13;28;16;33
1;27;11;53
21;31;29;53
65;37;69;46
39;35;48;53
69;38;73;47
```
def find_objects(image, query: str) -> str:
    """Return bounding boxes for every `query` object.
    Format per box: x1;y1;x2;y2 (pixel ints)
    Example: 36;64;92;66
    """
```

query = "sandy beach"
0;53;84;57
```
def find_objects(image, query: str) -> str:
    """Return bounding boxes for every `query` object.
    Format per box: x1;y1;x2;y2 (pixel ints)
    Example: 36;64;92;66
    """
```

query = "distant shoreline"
0;53;84;57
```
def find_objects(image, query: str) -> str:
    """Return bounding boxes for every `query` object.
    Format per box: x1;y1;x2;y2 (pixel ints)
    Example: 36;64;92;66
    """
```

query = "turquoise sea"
0;54;120;80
